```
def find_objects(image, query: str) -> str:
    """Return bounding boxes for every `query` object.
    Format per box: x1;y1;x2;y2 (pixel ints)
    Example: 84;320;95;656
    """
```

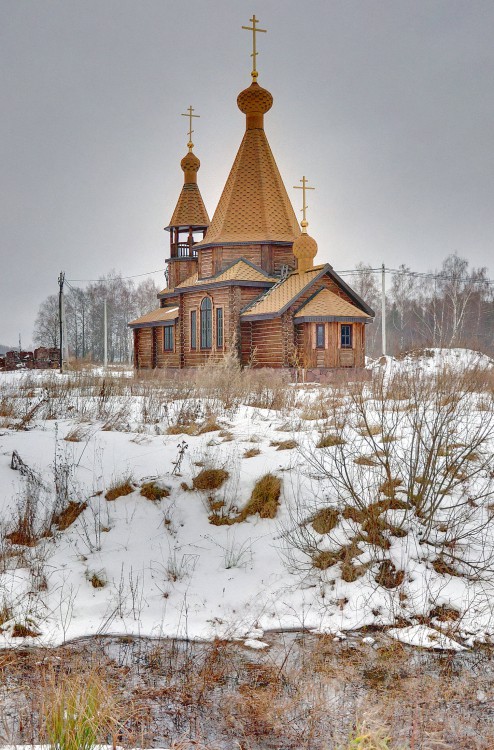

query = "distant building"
129;18;374;376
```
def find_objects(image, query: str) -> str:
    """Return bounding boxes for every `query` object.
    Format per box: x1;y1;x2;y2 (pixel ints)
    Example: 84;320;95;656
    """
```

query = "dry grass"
244;447;261;458
317;433;346;448
192;468;229;491
105;478;134;501
270;439;298;450
311;507;340;534
238;474;281;521
88;571;106;589
140;482;170;501
52;501;88;531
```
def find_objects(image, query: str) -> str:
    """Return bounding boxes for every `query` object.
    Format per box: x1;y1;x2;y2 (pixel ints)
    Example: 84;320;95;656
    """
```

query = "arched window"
200;297;212;349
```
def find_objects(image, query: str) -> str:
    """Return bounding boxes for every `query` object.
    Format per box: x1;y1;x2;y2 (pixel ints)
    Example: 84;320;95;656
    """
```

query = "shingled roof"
128;307;179;328
167;183;210;230
241;266;327;319
196;82;300;248
159;259;276;297
294;288;372;321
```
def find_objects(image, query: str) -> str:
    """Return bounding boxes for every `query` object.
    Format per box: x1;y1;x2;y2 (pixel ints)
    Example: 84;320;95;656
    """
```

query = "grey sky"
1;0;493;346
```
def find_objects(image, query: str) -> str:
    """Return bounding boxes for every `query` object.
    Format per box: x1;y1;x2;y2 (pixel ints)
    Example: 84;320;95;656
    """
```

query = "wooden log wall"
168;258;198;289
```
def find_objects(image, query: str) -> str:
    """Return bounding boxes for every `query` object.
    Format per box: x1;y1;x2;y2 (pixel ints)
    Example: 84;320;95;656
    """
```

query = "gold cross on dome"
293;176;315;228
181;105;200;151
242;14;267;80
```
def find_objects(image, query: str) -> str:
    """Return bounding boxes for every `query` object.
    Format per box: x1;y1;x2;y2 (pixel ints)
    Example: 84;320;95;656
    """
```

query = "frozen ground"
0;348;492;651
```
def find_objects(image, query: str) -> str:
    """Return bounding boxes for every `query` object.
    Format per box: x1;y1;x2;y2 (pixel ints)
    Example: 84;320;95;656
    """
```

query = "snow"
0;349;492;650
387;625;466;651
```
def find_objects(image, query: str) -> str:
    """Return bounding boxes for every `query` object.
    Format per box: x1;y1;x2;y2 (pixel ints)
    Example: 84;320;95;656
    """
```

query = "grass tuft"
105;478;134;501
192;468;229;491
317;434;346;448
140;482;170;501
312;507;340;534
238;474;281;520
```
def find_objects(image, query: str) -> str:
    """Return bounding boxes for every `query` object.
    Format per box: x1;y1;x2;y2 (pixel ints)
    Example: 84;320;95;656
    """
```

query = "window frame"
315;323;325;349
163;324;174;352
340;324;353;349
200;297;213;350
216;307;224;349
190;309;197;350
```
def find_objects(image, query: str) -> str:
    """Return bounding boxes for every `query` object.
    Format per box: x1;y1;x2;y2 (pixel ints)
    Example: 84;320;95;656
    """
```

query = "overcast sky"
1;0;493;346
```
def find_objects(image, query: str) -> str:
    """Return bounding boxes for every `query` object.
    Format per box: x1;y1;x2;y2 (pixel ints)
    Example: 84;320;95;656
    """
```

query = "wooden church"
129;16;374;376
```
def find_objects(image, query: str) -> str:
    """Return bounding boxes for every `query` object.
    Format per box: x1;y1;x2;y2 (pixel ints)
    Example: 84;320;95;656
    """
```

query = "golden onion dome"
180;149;200;183
293;229;318;273
237;82;273;129
181;150;200;173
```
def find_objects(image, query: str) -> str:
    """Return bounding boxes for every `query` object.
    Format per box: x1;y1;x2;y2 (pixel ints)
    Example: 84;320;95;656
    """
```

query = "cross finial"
242;14;267;80
293;176;315;232
181;105;200;152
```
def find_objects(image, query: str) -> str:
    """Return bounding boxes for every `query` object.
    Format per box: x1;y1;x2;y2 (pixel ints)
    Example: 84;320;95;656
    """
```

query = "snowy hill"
0;349;493;651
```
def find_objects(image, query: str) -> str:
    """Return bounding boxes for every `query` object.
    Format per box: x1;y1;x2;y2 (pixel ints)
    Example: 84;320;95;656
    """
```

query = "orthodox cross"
293;176;315;229
242;14;267;80
181;105;200;151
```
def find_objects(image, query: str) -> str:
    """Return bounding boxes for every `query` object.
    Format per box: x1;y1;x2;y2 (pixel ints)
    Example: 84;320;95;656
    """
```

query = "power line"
67;268;166;283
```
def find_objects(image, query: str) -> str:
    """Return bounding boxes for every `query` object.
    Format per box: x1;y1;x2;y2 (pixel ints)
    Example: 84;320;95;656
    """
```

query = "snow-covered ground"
0;349;492;651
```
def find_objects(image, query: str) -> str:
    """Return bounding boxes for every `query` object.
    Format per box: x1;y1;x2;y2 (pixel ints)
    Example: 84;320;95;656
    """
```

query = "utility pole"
103;298;108;368
58;271;65;374
381;263;387;357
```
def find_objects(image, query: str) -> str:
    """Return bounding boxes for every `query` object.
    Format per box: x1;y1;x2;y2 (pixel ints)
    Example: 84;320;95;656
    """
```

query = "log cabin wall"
244;318;284;367
198;249;213;278
135;328;153;369
168;258;198;289
198;243;296;278
154;325;181;369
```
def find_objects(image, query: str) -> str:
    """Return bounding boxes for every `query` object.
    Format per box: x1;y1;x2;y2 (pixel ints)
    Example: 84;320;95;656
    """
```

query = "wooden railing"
172;242;198;258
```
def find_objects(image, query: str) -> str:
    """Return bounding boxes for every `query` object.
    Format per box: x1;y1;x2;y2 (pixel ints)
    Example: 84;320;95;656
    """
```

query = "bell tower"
165;106;210;288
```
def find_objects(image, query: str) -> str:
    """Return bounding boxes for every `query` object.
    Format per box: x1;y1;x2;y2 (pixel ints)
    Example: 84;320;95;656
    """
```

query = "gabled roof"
128;306;178;328
241;266;328;319
294;288;372;320
167;183;210;230
159;258;276;296
195;127;300;247
241;264;376;321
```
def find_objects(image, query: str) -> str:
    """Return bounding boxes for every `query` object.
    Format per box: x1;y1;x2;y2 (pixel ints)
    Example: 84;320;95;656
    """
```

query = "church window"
190;310;197;350
216;308;224;348
164;325;174;352
200;297;212;349
315;324;325;349
340;324;353;349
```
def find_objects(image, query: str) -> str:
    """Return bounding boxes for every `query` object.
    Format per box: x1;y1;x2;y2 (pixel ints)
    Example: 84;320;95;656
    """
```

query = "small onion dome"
237;82;273;129
181;150;200;183
293;227;318;273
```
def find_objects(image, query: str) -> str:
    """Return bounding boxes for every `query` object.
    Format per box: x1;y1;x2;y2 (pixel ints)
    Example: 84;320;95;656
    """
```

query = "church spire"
167;106;209;227
292;176;318;273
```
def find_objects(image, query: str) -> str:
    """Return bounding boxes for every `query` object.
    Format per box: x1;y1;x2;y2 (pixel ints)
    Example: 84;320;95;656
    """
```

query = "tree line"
33;273;161;363
32;254;494;363
352;253;494;358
